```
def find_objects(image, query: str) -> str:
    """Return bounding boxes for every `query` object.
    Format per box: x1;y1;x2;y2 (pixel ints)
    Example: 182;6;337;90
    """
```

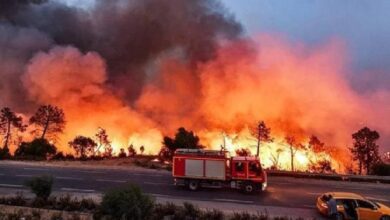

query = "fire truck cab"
172;149;267;194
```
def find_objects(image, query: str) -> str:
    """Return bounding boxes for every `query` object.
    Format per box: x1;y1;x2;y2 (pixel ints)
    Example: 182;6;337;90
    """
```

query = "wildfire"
204;127;336;172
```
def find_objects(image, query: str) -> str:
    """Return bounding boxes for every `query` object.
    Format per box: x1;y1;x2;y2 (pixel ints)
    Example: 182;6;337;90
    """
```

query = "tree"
140;145;145;155
95;127;112;157
69;136;97;159
308;135;325;154
161;127;204;161
285;135;304;172
0;107;26;158
128;144;137;157
350;127;381;175
251;121;272;157
14;138;57;160
235;148;251;156
118;148;127;158
30;105;65;140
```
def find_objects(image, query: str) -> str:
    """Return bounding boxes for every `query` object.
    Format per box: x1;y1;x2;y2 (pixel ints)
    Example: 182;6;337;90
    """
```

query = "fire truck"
172;149;267;193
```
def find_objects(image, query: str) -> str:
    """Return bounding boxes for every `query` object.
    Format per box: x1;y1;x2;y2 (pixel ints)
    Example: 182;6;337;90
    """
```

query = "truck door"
232;161;246;179
248;161;262;178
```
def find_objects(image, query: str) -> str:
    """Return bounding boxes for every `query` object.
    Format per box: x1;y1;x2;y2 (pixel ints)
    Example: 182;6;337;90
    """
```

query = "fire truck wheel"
243;182;254;194
188;180;199;191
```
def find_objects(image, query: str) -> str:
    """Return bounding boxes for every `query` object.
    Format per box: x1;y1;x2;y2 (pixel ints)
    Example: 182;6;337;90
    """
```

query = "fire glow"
10;36;388;173
1;1;389;173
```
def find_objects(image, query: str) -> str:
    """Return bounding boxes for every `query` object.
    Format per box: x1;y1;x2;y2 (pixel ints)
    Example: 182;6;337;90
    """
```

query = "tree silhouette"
308;135;325;154
285;135;304;172
161;127;204;160
30;105;65;140
140;145;145;155
128;144;137;157
69;136;97;159
251;121;272;157
0;107;26;157
351;127;381;175
14;138;57;160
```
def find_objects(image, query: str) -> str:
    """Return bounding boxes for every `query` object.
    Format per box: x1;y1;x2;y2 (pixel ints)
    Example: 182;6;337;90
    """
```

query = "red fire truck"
172;149;267;194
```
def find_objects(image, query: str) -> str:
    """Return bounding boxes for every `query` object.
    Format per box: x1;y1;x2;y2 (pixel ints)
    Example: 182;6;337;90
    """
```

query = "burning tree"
251;121;272;157
285;135;305;172
95;127;113;157
29;105;65;140
160;127;204;161
69;136;97;159
0;107;25;158
308;135;325;154
269;148;284;170
350;127;381;175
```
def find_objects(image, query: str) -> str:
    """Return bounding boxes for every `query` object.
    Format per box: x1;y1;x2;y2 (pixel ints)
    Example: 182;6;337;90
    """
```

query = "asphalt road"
0;161;389;218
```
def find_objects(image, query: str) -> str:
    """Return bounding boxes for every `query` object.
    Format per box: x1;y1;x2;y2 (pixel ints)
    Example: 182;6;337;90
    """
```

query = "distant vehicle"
172;148;267;194
316;192;390;220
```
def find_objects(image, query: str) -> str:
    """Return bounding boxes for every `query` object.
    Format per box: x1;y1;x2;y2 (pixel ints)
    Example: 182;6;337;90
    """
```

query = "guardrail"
266;170;390;184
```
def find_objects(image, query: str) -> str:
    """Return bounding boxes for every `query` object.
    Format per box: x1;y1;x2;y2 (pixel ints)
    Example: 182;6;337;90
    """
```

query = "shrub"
15;138;57;160
100;184;154;220
25;175;53;200
200;209;224;220
0;192;27;206
371;162;390;176
0;146;11;159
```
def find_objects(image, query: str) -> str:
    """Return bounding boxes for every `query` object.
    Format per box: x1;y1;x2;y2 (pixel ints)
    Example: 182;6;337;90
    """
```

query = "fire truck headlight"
262;182;267;191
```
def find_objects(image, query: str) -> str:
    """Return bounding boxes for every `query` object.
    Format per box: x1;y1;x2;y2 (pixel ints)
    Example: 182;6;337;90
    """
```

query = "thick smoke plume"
0;0;389;170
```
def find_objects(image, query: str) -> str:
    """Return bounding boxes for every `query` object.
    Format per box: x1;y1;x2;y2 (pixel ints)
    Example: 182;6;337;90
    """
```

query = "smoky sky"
223;0;390;93
0;0;242;105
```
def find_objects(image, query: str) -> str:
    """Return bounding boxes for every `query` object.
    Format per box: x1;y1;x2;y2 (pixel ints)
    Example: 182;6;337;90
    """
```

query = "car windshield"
369;200;380;208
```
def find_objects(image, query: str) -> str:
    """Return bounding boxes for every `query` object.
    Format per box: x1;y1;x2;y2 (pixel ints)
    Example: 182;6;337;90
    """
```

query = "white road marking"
61;188;95;193
132;173;162;177
56;176;83;180
23;167;48;171
96;179;127;183
15;174;33;177
366;196;390;202
143;181;169;186
0;184;24;188
213;199;254;204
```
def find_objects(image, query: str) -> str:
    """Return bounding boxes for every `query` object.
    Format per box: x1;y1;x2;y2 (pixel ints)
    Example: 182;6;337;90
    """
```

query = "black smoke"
1;0;242;103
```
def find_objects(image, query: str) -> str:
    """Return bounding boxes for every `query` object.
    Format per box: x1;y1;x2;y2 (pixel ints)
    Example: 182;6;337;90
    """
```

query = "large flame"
14;35;390;173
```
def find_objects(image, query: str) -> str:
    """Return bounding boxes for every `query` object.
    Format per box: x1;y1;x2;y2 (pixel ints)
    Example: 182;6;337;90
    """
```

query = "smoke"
0;0;389;163
0;23;52;111
6;0;241;101
22;46;162;153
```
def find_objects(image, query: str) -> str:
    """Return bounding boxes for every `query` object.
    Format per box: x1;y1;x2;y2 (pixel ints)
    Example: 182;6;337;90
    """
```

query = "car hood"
377;202;390;214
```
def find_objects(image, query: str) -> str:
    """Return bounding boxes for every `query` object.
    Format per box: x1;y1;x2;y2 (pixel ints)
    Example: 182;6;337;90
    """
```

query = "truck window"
235;162;244;172
249;161;262;176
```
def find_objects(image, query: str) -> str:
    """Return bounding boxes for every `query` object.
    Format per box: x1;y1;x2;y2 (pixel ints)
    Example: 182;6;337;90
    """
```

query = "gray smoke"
1;0;242;103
